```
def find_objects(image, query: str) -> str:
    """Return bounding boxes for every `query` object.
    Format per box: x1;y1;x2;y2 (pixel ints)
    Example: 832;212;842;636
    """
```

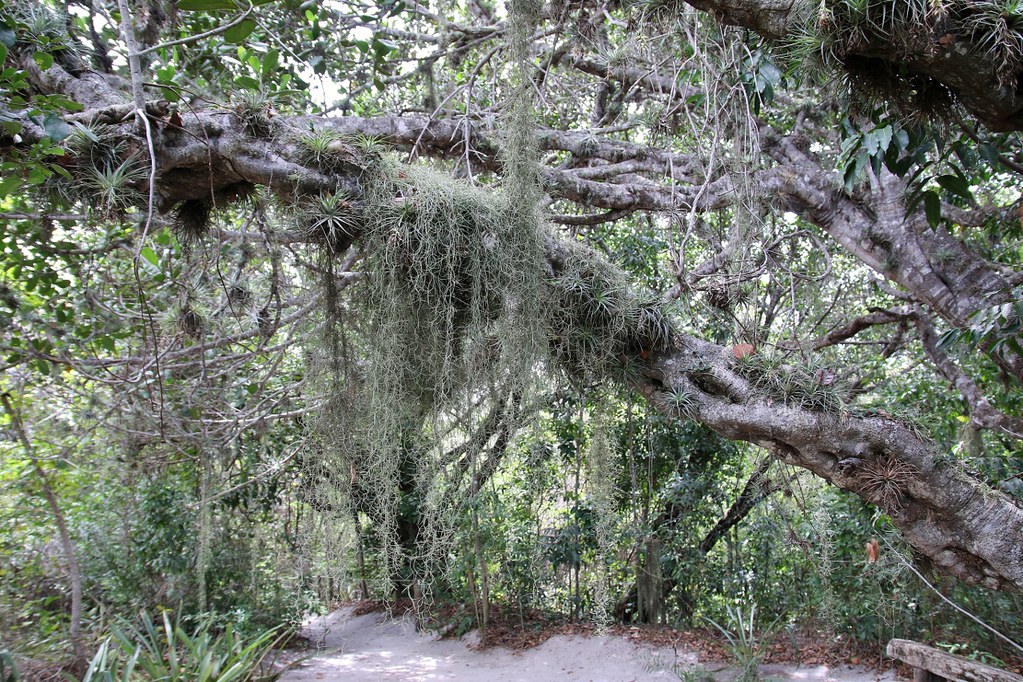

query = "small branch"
915;311;1023;440
114;0;146;114
551;208;635;225
780;307;913;352
134;1;255;58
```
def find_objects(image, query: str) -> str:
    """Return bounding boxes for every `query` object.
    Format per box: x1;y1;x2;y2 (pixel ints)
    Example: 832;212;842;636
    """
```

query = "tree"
0;0;1021;613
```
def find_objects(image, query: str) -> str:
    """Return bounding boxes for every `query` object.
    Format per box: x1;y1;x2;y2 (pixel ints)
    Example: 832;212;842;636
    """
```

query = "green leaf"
922;189;941;227
862;131;879;157
27;166;49;184
224;18;257;43
51;164;72;180
0;43;7;65
372;37;396;58
935;174;975;204
262;49;278;77
0;175;22;197
234;75;261;91
140;246;160;267
33;52;54;70
45;95;84;112
953;141;977;170
978;143;1001;166
71;120;100;142
177;0;237;10
41;113;69;141
759;61;781;84
937;329;960;350
0;24;15;48
876;125;893;151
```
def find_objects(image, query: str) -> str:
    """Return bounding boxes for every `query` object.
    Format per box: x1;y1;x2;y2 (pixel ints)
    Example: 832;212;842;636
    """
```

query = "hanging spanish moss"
303;147;553;599
587;420;620;629
300;0;559;604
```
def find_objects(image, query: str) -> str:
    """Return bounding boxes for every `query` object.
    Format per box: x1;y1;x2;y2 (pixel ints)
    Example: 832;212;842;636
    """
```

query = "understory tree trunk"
617;459;776;623
1;394;86;667
637;536;664;625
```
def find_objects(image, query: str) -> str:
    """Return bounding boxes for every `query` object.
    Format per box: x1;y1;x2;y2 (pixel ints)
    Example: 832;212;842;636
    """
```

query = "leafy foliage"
73;612;284;682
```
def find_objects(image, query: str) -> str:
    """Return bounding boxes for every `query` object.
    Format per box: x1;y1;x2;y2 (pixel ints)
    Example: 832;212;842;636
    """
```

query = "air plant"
301;191;360;253
84;153;147;216
857;455;918;511
299;129;354;174
661;385;700;419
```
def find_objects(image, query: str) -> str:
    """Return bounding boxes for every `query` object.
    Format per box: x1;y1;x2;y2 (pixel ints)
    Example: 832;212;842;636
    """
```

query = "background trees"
1;0;1022;674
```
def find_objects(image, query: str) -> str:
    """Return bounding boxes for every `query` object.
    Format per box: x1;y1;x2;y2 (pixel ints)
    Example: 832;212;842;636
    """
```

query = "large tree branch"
679;0;1023;131
762;129;1023;383
630;334;1023;591
543;241;1023;592
16;66;1022;386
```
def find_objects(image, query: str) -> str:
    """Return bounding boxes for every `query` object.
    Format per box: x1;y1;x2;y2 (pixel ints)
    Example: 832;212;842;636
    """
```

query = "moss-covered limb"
544;238;676;379
674;0;1023;130
21;64;1020;385
16;61;1021;387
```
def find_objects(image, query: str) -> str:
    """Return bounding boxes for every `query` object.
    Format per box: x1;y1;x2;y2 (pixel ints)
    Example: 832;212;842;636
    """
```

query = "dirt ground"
278;606;900;682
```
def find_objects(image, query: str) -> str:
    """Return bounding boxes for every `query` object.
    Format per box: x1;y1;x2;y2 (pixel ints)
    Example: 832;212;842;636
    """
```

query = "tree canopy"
2;0;1023;672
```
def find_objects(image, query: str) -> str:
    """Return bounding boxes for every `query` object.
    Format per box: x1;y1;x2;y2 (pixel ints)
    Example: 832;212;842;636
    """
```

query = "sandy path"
279;608;898;682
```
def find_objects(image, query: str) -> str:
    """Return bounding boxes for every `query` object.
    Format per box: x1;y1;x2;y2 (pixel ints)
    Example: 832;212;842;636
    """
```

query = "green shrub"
72;612;284;682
